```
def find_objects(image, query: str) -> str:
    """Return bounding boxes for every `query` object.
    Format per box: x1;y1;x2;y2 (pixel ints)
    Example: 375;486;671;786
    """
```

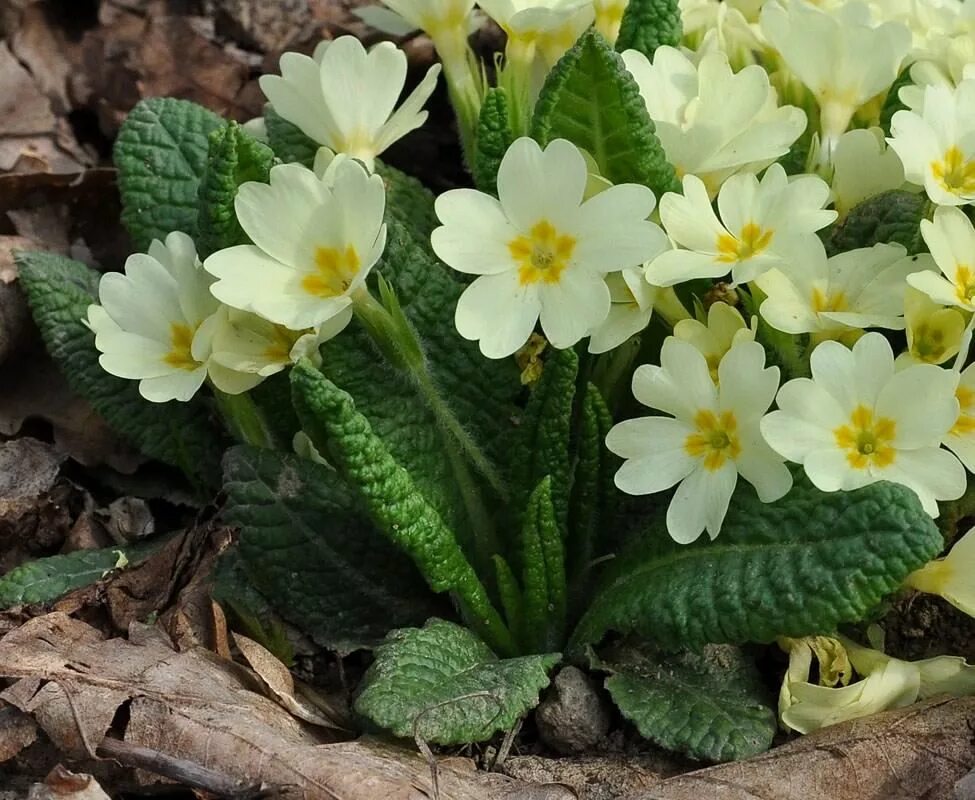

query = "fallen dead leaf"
633;696;975;800
0;702;39;763
0;613;529;799
233;632;348;730
28;765;111;800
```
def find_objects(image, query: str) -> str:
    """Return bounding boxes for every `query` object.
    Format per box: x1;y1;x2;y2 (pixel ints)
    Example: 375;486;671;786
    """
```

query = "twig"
96;736;283;799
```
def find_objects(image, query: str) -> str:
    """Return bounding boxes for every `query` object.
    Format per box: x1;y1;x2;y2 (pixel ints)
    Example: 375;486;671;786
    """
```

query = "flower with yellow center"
888;78;975;206
648;165;836;287
906;524;975;618
906;206;975;312
587;266;660;354
259;37;441;172
761;333;964;517
594;0;629;43
941;362;975;473
755;239;920;338
204;160;386;333
673;301;756;382
87;232;219;403
431;137;668;358
896;287;966;367
607;338;791;544
478;0;594;67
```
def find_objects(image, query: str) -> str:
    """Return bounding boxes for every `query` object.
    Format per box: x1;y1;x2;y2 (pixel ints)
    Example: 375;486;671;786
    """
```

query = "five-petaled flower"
905;205;975;311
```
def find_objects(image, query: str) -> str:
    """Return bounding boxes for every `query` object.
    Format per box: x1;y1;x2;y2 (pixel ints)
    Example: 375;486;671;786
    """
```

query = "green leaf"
264;105;318;167
615;0;682;60
828;189;928;255
0;540;160;608
16;251;226;489
532;28;679;196
355;619;560;745
520;477;567;652
509;348;578;535
599;643;776;762
571;475;943;652
567;384;618;585
879;68;913;135
221;445;443;654
376;162;439;248
114;97;225;251
196;121;274;258
290;362;516;656
473;88;514;195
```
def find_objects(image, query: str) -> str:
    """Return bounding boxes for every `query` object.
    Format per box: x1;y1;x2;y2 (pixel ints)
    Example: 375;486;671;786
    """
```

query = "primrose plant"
16;0;975;764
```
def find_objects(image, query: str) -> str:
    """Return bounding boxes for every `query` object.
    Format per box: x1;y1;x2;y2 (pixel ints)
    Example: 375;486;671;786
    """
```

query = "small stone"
535;666;611;755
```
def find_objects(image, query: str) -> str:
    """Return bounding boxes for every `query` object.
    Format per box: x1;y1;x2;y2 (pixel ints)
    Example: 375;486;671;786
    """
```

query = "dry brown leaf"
232;632;346;730
0;702;39;763
0;613;528;799
27;765;111;800
0;438;65;525
633;696;975;800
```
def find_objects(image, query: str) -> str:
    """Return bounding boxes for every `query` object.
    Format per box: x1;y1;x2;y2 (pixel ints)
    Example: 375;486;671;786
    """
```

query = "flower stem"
212;389;276;449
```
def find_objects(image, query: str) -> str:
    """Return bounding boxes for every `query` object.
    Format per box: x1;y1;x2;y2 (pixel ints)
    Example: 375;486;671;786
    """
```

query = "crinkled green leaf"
16;251;225;489
264;105;318;167
520;477;567;653
355;619;560;745
532;28;678;196
509;348;578;535
615;0;682;59
221;445;443;654
196;121;274;258
290;362;516;656
473;88;514;195
376;162;439;248
0;540;161;609
571;476;943;652
828;189;928;255
599;643;776;762
115;97;225;250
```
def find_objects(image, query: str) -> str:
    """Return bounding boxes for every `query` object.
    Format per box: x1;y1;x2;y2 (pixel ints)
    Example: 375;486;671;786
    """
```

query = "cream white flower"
588;267;659;354
594;0;629;43
906;206;975;311
87;232;219;403
431;137;668;358
607;339;792;543
888;79;975;206
829;128;906;218
259;36;441;171
205;160;387;332
754;240;918;338
760;332;965;517
907;524;975;617
672;301;756;381
779;635;975;734
680;0;765;68
942;363;975;472
648;165;836;286
622;46;806;194
760;0;911;155
896;287;966;367
478;0;594;66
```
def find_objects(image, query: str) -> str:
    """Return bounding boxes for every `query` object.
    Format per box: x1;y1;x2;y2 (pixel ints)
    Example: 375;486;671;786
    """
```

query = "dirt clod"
535;667;611;756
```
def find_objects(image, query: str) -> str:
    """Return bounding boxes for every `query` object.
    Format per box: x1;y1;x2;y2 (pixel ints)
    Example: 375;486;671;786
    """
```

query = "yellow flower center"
509;220;577;286
833;405;897;469
811;287;848;314
264;325;301;363
684;409;742;471
953;264;975;304
163;322;199;371
931;146;975;196
950;385;975;437
302;245;361;298
716;222;774;264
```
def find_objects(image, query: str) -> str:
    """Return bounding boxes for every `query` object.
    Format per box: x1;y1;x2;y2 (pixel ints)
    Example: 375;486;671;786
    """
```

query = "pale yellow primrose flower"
888;79;975;206
593;0;629;43
906;206;975;311
204;159;387;333
87;232;219;403
779;635;975;734
622;46;806;195
648;164;836;287
607;338;792;544
943;363;975;473
829;128;906;219
760;0;911;157
907;524;975;616
896;287;967;367
588;267;658;354
431;137;669;358
760;332;965;517
754;239;919;339
680;0;765;68
478;0;595;67
259;36;441;172
673;302;757;382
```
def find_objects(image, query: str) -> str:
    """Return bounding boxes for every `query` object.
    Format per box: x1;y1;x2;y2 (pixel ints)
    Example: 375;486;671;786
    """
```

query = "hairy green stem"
212;389;276;449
